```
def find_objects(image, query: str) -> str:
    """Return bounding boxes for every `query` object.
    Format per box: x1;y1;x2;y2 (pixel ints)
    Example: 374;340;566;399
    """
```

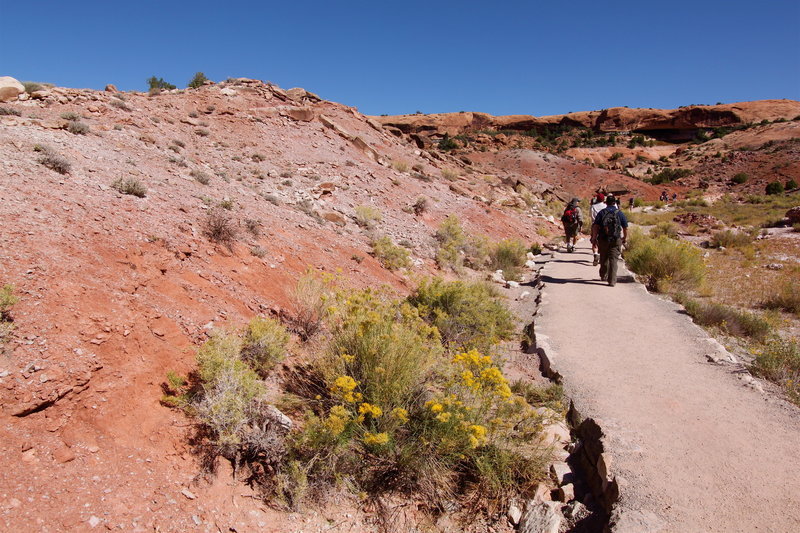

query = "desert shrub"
241;317;290;377
188;72;209;89
793;223;800;233
173;139;185;148
441;168;459;181
0;106;21;116
288;288;547;508
435;215;468;272
250;246;267;258
244;218;260;236
511;380;566;415
262;193;280;206
529;243;542;255
408;278;514;353
761;279;800;315
412;197;428;215
60;111;81;121
0;284;18;321
190;169;211;185
195;128;210;137
391;160;409;173
650;222;679;239
678;296;771;341
371;236;411;270
710;229;754;249
110;99;131;111
289;270;334;341
22;82;43;93
295;199;323;223
609;152;623;161
353;205;381;228
111;177;147;197
731;172;749;184
490;239;528;281
646;167;692;185
625;235;705;292
147;76;176;91
203;208;237;246
438;133;458;151
751;339;800;405
785;179;798;190
35;145;71;174
765;181;784;195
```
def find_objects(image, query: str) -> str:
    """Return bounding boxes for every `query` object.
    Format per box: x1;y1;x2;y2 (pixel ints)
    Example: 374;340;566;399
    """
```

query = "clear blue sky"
3;0;798;116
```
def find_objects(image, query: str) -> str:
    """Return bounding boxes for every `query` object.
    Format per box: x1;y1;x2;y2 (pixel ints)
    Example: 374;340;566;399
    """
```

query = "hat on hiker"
596;193;605;202
605;194;616;205
569;197;580;205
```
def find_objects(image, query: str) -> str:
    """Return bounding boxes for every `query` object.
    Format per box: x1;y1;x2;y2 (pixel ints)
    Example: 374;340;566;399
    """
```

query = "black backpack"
600;209;621;240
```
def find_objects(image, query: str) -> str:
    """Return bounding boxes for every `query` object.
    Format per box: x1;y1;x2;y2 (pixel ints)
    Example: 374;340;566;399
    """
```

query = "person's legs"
606;239;622;286
597;239;610;280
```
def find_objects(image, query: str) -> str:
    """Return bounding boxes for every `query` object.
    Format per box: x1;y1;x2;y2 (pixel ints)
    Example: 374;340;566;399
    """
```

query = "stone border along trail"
531;239;800;533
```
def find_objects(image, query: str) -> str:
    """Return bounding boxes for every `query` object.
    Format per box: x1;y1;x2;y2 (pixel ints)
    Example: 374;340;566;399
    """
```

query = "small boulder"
0;76;25;102
104;84;118;92
557;483;575;502
785;206;800;224
518;501;562;533
220;87;237;97
550;462;573;485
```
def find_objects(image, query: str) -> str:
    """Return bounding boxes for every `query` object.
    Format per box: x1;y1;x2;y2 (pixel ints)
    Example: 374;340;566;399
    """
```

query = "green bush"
678;297;771;341
288;287;547;508
765;181;784;195
785;179;798;190
625;235;705;292
732;172;749;184
650;222;679;239
0;284;17;321
438;133;458;151
241;316;290;376
188;72;209;89
434;215;490;272
646;167;692;185
147;76;176;91
111;177;147;197
710;229;754;249
761;279;800;315
751;339;800;405
408;278;515;353
490;239;528;281
371;236;411;270
353;205;381;228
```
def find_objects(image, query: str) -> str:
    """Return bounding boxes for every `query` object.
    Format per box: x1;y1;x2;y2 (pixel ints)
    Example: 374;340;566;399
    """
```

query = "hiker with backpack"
591;194;628;286
589;193;606;265
561;197;584;253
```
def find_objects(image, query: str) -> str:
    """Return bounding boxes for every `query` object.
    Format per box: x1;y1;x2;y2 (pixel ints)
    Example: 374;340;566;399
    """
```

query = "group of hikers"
560;192;629;287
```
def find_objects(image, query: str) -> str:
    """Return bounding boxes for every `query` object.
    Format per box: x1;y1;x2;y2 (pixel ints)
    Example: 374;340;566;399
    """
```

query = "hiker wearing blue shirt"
590;194;628;286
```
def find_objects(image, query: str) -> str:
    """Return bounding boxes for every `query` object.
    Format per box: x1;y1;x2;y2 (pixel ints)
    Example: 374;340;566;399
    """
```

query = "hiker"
660;190;669;202
591;194;628;286
628;196;635;209
560;197;583;253
589;193;606;265
672;192;677;202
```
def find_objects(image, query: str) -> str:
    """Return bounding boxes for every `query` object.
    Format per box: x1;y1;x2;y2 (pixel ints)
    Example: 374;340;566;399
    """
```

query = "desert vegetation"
166;275;553;519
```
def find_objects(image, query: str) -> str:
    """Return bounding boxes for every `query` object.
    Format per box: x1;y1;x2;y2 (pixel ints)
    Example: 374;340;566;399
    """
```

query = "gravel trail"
535;240;800;532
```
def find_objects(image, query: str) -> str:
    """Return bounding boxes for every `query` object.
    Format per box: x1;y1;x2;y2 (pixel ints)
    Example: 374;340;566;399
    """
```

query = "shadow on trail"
541;274;636;286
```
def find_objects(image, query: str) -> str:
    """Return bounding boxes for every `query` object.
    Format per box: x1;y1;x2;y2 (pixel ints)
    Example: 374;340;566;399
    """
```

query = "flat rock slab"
536;240;800;532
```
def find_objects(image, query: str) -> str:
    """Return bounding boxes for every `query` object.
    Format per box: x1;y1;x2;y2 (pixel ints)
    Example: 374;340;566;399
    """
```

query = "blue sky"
3;1;798;116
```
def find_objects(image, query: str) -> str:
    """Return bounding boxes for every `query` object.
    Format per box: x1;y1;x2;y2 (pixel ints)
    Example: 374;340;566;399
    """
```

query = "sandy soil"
535;240;800;532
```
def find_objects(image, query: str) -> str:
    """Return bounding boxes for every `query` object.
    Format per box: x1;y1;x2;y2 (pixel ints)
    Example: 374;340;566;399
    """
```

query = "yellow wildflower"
341;353;355;364
362;432;389;446
390;407;409;423
435;412;452;423
358;402;383;418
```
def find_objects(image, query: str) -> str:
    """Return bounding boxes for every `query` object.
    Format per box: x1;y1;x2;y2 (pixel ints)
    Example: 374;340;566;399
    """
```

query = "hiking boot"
566;244;573;252
593;253;599;266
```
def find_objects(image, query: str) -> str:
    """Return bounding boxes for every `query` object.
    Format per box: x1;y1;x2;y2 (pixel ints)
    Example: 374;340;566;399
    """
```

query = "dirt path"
534;240;800;533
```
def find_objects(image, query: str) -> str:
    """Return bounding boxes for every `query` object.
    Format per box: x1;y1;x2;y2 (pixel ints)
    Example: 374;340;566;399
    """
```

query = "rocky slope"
0;77;580;531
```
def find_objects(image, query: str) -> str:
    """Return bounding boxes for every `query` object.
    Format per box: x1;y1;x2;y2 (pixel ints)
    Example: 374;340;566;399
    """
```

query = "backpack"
561;207;578;225
600;209;621;240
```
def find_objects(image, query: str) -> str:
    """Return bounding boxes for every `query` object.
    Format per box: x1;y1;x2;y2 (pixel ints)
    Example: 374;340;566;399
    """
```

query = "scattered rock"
181;488;197;500
104;84;118;92
53;445;76;463
0;76;25;102
220;87;237;97
88;516;101;528
518;501;562;533
786;206;800;224
550;462;573;485
765;263;783;270
557;483;575;502
491;270;506;284
507;502;523;525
